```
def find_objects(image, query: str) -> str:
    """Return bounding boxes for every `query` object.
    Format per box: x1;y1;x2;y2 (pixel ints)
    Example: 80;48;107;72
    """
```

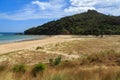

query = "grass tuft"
31;63;46;77
12;64;26;73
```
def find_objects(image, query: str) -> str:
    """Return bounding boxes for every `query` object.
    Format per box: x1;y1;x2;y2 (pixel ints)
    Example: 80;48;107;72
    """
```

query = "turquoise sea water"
0;33;45;44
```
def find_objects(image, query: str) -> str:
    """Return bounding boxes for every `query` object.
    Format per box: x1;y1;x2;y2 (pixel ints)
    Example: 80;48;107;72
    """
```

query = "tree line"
24;10;120;36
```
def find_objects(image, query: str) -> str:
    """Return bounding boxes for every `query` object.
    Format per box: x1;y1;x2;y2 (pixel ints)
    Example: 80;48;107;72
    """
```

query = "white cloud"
96;0;120;16
65;0;120;16
0;0;67;20
0;4;37;20
65;6;95;14
65;0;97;13
32;1;51;10
98;6;120;16
32;0;66;11
0;0;120;20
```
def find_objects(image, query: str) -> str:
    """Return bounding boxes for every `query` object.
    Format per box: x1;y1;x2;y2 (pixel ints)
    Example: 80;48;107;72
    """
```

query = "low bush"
12;64;26;73
54;56;62;66
36;46;44;50
49;56;62;66
31;63;46;77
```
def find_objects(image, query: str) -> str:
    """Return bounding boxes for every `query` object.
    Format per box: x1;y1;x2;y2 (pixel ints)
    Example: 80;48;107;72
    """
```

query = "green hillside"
24;10;120;35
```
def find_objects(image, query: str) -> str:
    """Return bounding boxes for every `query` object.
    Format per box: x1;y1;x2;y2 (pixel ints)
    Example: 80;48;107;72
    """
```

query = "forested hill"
24;10;120;35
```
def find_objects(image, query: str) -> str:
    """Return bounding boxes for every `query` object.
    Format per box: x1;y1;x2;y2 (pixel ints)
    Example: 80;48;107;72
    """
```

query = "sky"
0;0;120;32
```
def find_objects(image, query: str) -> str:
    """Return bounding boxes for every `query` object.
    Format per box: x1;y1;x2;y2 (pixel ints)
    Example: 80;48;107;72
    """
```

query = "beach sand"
0;35;83;54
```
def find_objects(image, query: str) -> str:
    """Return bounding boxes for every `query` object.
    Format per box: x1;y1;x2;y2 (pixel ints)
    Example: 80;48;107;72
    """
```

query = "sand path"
38;49;80;59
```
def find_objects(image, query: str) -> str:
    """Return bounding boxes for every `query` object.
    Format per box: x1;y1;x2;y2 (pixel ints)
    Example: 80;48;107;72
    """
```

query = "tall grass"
0;50;120;80
80;49;120;66
0;65;120;80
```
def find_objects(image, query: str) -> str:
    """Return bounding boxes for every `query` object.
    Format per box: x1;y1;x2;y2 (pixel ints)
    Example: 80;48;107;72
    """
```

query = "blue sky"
0;0;120;32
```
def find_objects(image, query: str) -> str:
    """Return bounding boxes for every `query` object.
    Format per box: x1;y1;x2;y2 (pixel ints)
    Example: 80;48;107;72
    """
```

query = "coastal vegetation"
25;10;120;35
1;1;120;80
0;49;120;80
0;36;120;80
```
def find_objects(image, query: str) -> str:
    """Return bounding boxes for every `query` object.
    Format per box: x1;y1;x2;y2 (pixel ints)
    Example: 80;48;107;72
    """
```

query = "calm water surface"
0;33;46;44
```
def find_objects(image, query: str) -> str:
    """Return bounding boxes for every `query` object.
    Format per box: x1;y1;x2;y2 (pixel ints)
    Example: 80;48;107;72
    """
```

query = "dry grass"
79;49;120;66
42;67;120;80
0;50;64;65
0;64;120;80
0;36;119;65
0;36;120;80
42;36;120;55
0;49;120;80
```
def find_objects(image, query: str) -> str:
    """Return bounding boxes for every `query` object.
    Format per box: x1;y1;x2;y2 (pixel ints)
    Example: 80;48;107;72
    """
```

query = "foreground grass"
0;64;120;80
0;49;120;80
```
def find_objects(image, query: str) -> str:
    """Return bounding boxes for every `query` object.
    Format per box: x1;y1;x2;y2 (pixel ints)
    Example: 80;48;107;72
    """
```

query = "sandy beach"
0;35;83;54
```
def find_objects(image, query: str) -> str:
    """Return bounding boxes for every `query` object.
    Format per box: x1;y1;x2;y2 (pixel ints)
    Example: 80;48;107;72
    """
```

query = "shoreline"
0;35;84;54
0;35;50;45
0;35;95;45
1;35;118;54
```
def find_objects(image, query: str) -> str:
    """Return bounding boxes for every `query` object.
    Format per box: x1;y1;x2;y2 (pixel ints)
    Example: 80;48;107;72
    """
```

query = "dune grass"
0;49;120;80
42;36;120;55
0;64;120;80
0;36;120;80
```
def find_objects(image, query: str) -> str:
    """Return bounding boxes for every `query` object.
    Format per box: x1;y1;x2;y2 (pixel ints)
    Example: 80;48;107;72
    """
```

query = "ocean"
0;33;45;44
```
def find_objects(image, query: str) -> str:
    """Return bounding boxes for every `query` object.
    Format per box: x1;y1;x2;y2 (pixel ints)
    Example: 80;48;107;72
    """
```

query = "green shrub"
31;63;46;77
12;64;26;73
49;56;62;66
54;56;62;66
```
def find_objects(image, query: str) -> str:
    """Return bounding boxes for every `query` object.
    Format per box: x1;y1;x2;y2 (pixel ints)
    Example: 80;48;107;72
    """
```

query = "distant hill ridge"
24;10;120;35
